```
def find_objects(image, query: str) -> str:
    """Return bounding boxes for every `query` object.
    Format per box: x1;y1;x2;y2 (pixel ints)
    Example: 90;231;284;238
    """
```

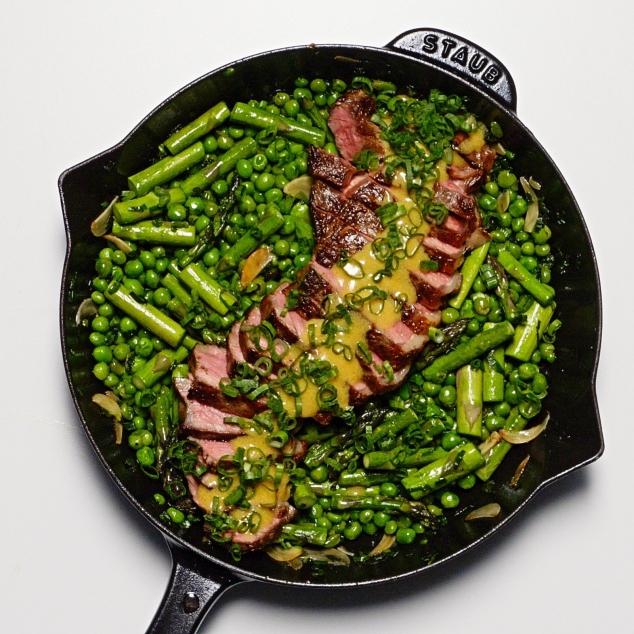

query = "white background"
1;1;632;632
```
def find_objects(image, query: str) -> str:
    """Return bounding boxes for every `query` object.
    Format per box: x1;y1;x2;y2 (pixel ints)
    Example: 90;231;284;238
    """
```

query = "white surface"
1;1;632;632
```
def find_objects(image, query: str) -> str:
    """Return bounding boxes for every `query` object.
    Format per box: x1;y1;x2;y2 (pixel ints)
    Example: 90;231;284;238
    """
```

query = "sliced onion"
497;189;510;214
528;176;542;191
267;545;303;562
369;533;396;556
479;431;501;455
91;196;118;236
103;234;133;253
240;246;273;289
520;176;539;233
114;421;123;445
301;548;350;565
494;143;506;156
465;503;501;521
283;175;313;200
75;298;98;326
105;390;119;402
511;455;531;487
92;393;122;421
500;413;550;444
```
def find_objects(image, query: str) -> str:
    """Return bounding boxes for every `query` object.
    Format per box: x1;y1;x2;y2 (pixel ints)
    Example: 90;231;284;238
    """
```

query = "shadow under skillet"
221;469;590;610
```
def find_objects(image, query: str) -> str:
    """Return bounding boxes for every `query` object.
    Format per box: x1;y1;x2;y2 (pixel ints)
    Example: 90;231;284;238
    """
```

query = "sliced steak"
310;179;347;219
422;235;465;273
433;180;478;229
328;89;385;161
428;213;469;248
307;145;357;188
401;303;442;335
341;199;382;239
365;321;428;371
343;173;391;210
260;283;307;344
188;345;266;417
294;266;333;320
232;502;298;552
348;380;373;406
357;349;410;395
446;163;486;193
175;376;245;438
409;269;462;310
227;321;247;377
193;438;235;466
464;144;496;173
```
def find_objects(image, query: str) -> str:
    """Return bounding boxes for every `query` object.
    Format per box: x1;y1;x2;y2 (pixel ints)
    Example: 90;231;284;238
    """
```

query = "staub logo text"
421;34;502;85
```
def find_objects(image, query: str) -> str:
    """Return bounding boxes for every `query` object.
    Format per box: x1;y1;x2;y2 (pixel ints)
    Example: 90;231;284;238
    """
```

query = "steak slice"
260;283;307;344
365;322;428;372
357;349;410;395
343;173;391;210
294;266;333;320
409;269;462;310
422;235;465;273
401;303;442;335
433;180;479;229
341;199;382;239
328;89;385;161
174;376;244;438
307;145;357;189
231;502;298;552
428;213;469;248
193;438;235;466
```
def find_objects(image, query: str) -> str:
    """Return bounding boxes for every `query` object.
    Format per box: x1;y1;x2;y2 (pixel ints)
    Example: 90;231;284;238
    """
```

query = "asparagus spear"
113;187;185;224
422;321;515;382
300;98;335;145
105;282;185;348
506;301;556;362
456;365;483;437
180;137;256;196
401;442;485;495
497;250;555;306
128;142;206;196
293;483;318;510
483;333;505;402
488;255;519;322
337;471;393;487
132;346;189;389
281;523;328;546
476;407;527;481
330;494;433;520
448;242;490;309
303;430;352;469
164;102;230;155
363;445;447;470
230;102;326;147
218;207;285;270
178;262;236;315
112;220;196;246
370;408;418;444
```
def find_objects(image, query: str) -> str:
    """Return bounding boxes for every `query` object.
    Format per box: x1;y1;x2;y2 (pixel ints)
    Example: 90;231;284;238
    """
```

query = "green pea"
211;179;229;197
128;429;152;450
488;243;499;257
498;212;512;228
228;213;244;228
484;181;500;196
228;126;244;140
423;381;441;397
97;302;114;318
89;332;106;346
490;229;508;243
314;93;327;107
156;257;169;273
95;258;112;278
119;317;136;334
508;198;528;217
332;79;347;93
505;383;520;405
479;194;498;211
310;78;327;94
99;247;114;261
265;188;283;204
466;318;481;335
293;87;312;101
274;173;289;190
93;277;108;292
384;520;398;535
519;256;538;272
372;511;390;528
310;465;329;483
266;104;280;116
216;134;234;150
441;432;462;450
438;385;456;407
272;239;289;258
440;491;460;509
92;315;110;333
152;288;171;308
112;343;130;361
235;159;253;180
316;516;332;529
103;373;119;388
472;276;486;293
343;521;362;540
202;249;219;268
202;135;218;153
253;172;274;192
441;307;460;324
136;446;155;466
497;170;517;189
444;372;456;386
494;401;511;417
294;253;310;268
458;474;477;490
93;362;110;381
273;91;290;107
485;413;506;431
359;509;374;525
167;507;185;524
283;163;299;180
532;372;548;394
533;225;552;244
167;204;187;221
395;527;416;544
280;99;299;118
379;482;398;498
308;504;323;520
135;337;154;358
472;293;491;315
535;244;551;257
518;363;538;381
223;226;240;244
511;217;525;233
296;155;308;174
540;343;556;363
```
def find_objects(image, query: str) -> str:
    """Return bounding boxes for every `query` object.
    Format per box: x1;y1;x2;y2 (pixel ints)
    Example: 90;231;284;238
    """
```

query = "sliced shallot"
479;431;502;455
283;175;313;200
520;176;540;233
75;298;98;326
465;503;501;521
369;534;396;556
499;413;550;444
92;393;122;421
103;234;133;253
91;196;118;237
510;455;531;488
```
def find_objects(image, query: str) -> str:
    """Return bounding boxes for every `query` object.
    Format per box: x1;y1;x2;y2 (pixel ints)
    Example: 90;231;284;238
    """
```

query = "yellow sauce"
458;127;486;155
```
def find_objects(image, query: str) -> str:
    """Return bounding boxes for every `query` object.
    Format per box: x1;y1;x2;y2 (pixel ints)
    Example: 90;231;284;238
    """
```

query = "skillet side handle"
146;538;249;634
386;28;517;112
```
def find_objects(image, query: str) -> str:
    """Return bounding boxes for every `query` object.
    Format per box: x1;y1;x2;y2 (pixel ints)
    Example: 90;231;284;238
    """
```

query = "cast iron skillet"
59;28;603;634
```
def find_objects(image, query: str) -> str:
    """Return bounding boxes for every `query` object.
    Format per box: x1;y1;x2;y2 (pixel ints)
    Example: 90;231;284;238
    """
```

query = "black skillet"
59;28;604;634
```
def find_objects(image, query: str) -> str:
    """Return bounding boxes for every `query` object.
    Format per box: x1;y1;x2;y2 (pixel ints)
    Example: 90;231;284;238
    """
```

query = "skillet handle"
386;28;517;112
146;538;250;634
